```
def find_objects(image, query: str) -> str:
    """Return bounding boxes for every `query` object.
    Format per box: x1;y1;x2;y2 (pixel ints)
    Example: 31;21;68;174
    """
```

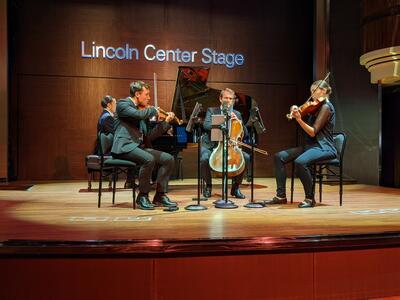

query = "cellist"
201;88;250;199
265;80;337;208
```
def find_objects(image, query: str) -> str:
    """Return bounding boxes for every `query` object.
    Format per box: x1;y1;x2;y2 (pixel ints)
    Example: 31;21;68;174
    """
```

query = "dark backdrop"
330;0;380;185
9;0;313;180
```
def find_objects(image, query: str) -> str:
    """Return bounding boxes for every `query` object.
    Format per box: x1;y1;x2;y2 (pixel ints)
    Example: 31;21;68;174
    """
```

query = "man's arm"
102;115;114;134
117;101;157;120
146;121;171;142
203;108;213;131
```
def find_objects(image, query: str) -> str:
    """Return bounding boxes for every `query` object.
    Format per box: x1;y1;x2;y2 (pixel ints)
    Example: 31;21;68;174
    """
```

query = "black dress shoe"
124;181;138;189
153;193;177;207
230;187;246;199
203;187;212;198
298;199;316;208
264;196;288;205
136;193;155;210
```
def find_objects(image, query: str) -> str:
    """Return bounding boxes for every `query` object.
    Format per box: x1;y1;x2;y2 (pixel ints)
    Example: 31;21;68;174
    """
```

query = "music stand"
213;108;238;209
185;102;208;211
244;106;267;208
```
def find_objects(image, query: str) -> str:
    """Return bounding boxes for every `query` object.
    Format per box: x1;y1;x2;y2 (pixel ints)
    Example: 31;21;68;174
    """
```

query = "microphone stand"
244;123;265;208
215;105;238;209
185;104;207;211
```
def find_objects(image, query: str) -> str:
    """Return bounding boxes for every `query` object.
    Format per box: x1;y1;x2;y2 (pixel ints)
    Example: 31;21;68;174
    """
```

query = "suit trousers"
117;147;174;194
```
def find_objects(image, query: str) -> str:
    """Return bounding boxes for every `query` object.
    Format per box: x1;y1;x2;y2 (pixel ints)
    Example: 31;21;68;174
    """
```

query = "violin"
286;72;331;120
286;97;327;120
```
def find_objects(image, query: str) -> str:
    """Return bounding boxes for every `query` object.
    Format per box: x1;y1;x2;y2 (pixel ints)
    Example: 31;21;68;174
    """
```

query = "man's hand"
165;112;175;123
231;112;238;120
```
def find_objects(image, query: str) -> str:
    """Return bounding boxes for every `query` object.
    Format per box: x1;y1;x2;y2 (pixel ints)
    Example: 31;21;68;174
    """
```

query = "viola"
137;104;183;125
156;107;183;125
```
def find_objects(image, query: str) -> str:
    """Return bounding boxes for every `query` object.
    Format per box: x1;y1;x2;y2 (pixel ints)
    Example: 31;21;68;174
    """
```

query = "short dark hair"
101;95;114;108
130;81;151;97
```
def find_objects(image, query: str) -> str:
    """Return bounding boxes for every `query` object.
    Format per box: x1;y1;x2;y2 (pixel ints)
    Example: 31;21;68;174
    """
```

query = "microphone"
222;101;228;115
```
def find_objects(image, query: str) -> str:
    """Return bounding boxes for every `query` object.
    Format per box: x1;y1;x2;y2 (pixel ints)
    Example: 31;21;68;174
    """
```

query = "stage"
1;178;400;299
1;178;400;256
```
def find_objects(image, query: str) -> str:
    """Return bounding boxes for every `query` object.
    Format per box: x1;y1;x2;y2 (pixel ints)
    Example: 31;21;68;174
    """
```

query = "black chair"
313;132;347;206
85;154;113;191
98;133;137;209
290;132;347;206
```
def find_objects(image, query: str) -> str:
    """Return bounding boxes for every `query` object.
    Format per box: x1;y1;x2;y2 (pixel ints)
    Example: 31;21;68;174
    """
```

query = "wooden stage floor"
1;178;400;256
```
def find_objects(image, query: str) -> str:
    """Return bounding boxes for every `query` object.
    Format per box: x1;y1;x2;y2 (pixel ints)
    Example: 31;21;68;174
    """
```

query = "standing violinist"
201;88;250;199
111;81;177;210
265;80;337;208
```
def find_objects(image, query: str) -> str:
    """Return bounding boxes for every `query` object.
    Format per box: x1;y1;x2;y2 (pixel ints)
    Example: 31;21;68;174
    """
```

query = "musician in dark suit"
93;95;116;155
201;88;250;199
111;81;177;210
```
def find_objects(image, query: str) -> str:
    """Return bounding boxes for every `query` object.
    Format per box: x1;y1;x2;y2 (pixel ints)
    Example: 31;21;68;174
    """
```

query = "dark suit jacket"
93;110;115;155
202;107;248;149
111;97;171;155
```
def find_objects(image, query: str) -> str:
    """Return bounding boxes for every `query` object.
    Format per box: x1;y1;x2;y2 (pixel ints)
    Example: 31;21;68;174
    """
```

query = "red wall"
2;248;400;299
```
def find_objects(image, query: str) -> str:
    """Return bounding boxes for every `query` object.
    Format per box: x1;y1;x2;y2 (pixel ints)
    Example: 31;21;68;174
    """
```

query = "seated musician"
111;81;177;210
93;95;116;155
93;95;135;188
201;88;250;199
265;80;337;208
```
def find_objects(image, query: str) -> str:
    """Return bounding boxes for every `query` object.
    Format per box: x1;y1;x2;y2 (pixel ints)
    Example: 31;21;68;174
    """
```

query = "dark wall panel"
11;0;313;180
330;0;380;184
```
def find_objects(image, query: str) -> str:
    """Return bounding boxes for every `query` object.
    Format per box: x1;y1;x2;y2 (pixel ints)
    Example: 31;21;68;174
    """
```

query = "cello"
208;108;246;178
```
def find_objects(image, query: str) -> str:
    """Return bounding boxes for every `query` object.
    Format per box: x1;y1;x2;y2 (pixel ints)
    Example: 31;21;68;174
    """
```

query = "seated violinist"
265;79;337;208
111;81;177;210
201;88;250;199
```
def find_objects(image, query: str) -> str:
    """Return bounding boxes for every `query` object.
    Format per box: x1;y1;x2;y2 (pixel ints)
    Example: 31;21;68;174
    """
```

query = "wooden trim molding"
360;46;400;84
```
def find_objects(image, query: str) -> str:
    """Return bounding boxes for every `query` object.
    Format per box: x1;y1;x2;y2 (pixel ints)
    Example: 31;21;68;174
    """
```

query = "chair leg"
98;168;103;208
88;171;93;191
319;165;322;203
108;173;113;191
132;169;136;210
112;168;117;205
179;160;184;180
132;184;136;209
290;162;295;203
340;164;343;206
312;164;316;199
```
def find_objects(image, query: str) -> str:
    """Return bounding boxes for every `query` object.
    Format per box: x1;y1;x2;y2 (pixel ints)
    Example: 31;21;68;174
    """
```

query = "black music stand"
214;105;238;209
244;106;267;208
185;102;208;211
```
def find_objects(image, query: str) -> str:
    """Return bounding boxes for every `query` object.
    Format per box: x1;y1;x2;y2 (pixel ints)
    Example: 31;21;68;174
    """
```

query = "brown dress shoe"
264;196;288;205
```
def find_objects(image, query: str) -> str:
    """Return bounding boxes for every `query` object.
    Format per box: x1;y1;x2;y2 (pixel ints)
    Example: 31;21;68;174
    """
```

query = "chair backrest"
333;132;346;162
98;133;114;157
